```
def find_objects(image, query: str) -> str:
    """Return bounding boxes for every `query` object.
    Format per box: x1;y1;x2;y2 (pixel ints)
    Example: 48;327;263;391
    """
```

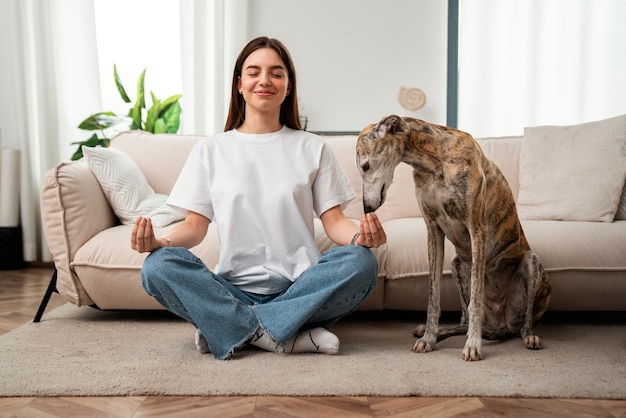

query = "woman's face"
238;47;290;117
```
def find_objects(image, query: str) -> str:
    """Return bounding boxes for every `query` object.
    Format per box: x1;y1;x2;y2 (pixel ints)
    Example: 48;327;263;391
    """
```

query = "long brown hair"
224;37;302;132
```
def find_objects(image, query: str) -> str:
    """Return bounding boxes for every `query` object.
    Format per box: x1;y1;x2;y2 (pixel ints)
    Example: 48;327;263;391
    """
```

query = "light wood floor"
1;266;625;418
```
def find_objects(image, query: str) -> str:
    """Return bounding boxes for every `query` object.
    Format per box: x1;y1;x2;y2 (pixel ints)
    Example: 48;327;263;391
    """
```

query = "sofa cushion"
476;136;523;201
320;135;422;222
321;135;524;221
83;146;184;227
110;131;204;195
517;113;626;222
521;219;626;311
521;220;626;271
616;184;626;220
380;218;626;311
71;219;389;311
71;222;221;309
312;217;386;310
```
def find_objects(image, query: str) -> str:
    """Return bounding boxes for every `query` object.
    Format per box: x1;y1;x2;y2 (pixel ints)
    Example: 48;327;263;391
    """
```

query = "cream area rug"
1;304;625;398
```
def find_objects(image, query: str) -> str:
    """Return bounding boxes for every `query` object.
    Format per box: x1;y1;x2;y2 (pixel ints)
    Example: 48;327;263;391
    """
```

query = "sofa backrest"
110;130;523;222
476;136;523;203
111;131;204;195
320;135;422;222
321;134;524;222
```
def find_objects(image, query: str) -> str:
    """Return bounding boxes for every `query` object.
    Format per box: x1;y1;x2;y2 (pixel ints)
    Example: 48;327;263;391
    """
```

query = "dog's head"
356;115;410;213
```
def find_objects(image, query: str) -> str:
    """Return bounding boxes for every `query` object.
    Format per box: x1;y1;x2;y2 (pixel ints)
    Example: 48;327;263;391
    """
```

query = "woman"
131;36;386;360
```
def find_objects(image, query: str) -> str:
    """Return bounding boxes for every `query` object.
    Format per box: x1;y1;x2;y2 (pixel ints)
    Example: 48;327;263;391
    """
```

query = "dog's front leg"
413;222;445;353
464;225;486;361
517;251;551;350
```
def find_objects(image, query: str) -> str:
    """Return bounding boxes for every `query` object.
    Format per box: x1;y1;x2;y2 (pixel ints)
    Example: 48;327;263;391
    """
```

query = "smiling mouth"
255;90;275;96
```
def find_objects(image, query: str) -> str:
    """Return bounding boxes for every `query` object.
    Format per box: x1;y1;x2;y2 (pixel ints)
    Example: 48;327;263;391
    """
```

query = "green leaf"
150;91;159;109
114;64;131;103
158;94;182;117
153;118;166;134
162;101;182;133
129;92;144;129
136;68;146;109
70;64;183;159
70;148;83;161
145;93;161;133
77;112;123;130
70;133;109;161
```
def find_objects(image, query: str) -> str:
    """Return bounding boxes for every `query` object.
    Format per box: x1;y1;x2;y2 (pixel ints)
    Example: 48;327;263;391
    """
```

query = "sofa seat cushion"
312;217;386;310
521;220;626;271
522;220;626;311
379;218;626;311
381;218;455;280
71;223;221;309
381;218;626;278
71;220;389;311
380;218;460;310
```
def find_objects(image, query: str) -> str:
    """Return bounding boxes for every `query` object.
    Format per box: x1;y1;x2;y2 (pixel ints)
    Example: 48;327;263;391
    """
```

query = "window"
457;0;626;137
93;0;183;116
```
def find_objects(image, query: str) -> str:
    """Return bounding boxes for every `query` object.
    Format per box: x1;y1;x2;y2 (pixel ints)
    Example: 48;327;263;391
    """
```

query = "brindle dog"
356;115;551;361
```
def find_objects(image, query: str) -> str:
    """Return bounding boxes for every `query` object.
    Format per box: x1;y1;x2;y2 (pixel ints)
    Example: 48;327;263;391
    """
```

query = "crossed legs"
142;245;378;360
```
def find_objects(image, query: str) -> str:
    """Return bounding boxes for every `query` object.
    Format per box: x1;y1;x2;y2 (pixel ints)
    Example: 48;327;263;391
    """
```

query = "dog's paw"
412;338;433;353
462;345;482;361
411;324;426;338
524;335;543;350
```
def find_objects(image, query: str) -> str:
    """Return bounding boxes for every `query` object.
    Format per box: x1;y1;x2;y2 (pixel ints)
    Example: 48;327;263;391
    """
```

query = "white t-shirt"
167;127;356;294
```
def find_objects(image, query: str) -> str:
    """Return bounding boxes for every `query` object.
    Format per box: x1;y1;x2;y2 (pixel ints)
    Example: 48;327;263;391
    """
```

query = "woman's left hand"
356;213;387;248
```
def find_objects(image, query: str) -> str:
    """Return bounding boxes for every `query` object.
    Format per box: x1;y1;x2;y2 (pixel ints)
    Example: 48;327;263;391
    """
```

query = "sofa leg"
33;268;58;323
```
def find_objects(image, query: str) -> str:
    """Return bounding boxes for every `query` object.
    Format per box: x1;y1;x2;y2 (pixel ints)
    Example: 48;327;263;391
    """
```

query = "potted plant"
71;65;182;160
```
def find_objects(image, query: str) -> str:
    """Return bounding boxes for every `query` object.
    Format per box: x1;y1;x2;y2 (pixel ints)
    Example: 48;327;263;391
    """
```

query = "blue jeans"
141;245;378;360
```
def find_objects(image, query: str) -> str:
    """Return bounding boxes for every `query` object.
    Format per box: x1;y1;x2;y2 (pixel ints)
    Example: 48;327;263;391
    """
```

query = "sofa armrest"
40;161;118;306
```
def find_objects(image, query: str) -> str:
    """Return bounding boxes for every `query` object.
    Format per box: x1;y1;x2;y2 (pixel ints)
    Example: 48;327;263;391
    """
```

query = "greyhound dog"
356;115;551;361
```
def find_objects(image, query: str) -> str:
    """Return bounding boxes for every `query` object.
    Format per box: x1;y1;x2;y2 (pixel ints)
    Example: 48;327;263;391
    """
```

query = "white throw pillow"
517;114;626;222
82;146;184;227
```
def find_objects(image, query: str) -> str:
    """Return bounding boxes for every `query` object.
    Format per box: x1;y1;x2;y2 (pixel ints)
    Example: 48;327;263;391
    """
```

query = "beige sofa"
40;119;626;314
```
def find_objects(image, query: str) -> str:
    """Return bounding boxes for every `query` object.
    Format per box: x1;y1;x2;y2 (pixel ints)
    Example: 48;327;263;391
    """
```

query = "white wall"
1;0;448;142
247;0;448;132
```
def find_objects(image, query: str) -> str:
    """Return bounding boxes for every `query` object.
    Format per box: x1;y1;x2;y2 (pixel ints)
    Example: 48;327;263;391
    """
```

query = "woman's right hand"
130;216;162;253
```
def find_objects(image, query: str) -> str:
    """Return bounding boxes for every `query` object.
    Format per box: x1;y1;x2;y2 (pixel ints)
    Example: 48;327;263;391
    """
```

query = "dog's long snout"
364;204;376;214
363;183;386;214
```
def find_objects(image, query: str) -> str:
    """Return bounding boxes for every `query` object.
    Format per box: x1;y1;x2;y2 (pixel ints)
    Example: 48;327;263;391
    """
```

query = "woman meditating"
130;36;386;360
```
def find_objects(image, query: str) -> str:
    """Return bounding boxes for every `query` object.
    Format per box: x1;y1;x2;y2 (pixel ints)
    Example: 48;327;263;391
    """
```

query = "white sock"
194;328;210;354
286;327;340;354
249;328;282;353
250;327;339;355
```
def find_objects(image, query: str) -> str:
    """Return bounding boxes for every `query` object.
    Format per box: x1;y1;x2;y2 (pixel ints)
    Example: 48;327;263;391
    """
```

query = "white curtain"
458;0;626;137
0;0;249;262
179;0;248;135
0;0;101;262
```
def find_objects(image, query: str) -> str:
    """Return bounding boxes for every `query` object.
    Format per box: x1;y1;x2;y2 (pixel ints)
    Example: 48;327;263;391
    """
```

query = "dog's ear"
384;115;410;134
368;115;409;139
